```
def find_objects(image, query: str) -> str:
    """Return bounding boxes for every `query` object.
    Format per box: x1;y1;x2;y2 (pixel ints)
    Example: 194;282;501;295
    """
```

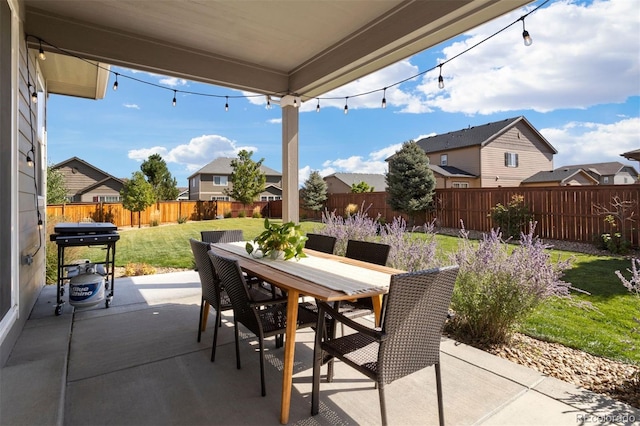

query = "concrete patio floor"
1;271;638;426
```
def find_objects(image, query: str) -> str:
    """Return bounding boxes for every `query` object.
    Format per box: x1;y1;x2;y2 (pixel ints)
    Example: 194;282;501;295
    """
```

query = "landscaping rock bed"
485;332;640;409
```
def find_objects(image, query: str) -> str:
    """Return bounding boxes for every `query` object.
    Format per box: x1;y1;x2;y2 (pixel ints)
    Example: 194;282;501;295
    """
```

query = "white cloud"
128;134;257;173
158;77;188;87
268;118;282;124
540;117;640;167
123;103;140;109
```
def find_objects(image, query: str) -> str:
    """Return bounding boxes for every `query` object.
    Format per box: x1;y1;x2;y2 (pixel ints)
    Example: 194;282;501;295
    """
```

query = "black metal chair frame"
208;251;317;397
311;265;459;426
200;229;245;244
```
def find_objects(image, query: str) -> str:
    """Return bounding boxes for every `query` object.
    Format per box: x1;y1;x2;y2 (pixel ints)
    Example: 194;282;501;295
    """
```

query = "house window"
211;196;229;201
624;177;628;184
213;176;228;186
93;196;120;202
603;176;609;184
440;154;448;166
452;182;469;188
260;196;282;201
504;152;519;167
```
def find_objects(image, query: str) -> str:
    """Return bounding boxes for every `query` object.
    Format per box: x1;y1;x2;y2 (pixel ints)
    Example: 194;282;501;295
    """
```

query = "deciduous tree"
120;171;156;228
47;166;68;204
224;150;266;212
141;154;179;201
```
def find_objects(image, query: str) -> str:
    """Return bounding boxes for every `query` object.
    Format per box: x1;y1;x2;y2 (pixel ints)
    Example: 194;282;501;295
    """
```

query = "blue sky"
47;0;640;188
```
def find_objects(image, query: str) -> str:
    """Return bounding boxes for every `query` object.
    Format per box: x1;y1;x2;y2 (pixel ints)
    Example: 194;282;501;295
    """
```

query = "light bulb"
438;75;445;90
172;90;177;107
31;91;38;103
316;100;320;113
225;96;229;111
113;74;119;91
26;152;33;167
382;88;387;108
344;103;348;115
266;96;271;110
38;41;46;60
522;30;533;46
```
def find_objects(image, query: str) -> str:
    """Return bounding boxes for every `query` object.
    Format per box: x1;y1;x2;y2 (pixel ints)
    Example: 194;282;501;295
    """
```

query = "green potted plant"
246;219;308;260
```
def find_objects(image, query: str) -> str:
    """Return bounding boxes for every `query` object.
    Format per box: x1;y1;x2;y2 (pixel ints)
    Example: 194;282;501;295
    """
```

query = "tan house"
414;116;558;188
521;168;599;187
324;173;387;194
188;157;282;201
557;161;639;185
51;157;124;202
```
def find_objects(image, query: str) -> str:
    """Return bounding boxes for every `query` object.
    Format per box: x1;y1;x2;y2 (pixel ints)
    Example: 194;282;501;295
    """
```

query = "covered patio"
2;270;635;425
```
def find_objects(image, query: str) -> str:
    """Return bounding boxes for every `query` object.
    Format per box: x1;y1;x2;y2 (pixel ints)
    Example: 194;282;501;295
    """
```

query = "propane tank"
69;266;105;307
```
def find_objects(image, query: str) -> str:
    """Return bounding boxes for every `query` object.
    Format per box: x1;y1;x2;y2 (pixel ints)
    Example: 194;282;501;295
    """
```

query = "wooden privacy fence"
46;200;269;228
47;186;639;245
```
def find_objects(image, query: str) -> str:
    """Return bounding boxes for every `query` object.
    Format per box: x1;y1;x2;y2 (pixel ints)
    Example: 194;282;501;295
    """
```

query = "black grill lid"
53;222;117;235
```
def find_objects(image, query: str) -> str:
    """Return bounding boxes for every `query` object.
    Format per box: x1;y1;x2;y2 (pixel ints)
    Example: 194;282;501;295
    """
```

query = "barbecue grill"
49;222;119;315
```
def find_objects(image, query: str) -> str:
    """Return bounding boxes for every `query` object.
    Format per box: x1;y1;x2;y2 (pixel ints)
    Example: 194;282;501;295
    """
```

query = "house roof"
25;1;531;100
414;116;558;154
621;149;640;162
51;156;119;181
522;168;599;184
556;161;635;176
324;173;387;190
429;165;476;178
188;157;281;179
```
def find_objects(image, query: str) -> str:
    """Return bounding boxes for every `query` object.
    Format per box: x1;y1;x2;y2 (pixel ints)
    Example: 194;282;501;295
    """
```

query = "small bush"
150;219;160;227
344;203;358;217
123;263;156;276
447;222;572;345
238;210;246;218
224;210;232;218
489;195;532;239
252;211;262;218
177;216;188;224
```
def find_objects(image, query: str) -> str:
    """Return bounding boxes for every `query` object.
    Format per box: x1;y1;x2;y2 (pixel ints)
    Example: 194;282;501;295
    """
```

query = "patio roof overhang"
24;0;531;100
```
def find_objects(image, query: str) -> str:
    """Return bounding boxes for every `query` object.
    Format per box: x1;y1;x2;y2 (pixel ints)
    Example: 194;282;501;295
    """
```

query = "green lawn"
71;218;639;365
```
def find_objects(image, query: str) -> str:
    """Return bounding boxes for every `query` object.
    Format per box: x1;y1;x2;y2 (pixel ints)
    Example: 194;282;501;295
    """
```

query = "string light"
172;90;177;106
29;83;37;103
37;211;43;230
24;0;546;116
38;40;46;60
26;149;34;167
344;97;349;115
521;18;533;46
381;88;387;109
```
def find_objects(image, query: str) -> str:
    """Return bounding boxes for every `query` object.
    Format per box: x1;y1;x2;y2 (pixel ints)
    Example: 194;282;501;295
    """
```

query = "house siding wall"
480;124;553;187
57;159;108;199
79;181;123;202
324;176;352;194
2;1;45;365
426;146;480;176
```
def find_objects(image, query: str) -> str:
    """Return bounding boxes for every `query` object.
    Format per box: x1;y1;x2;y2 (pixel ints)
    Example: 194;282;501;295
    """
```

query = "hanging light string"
23;37;44;258
24;0;547;110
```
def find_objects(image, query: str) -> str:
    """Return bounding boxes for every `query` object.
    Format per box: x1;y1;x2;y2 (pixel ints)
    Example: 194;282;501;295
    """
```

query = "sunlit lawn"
74;218;639;365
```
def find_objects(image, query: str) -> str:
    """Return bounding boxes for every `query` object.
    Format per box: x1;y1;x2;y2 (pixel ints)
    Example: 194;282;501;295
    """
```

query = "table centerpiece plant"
245;218;308;260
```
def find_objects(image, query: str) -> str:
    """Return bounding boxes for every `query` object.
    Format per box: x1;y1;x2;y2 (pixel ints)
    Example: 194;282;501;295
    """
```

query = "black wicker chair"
208;251;317;397
190;238;271;362
311;265;460;426
201;229;244;244
305;233;337;254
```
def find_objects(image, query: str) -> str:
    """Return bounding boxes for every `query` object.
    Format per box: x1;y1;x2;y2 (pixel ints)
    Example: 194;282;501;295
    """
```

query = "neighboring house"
556;162;639;185
176;187;189;200
324;173;387;194
188;157;282;201
521;168;599;187
412;116;558;188
51;157;124;202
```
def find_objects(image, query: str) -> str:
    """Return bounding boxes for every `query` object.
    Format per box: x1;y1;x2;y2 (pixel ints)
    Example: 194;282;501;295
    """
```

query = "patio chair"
304;233;337;254
189;239;272;362
208;251;318;397
311;265;460;426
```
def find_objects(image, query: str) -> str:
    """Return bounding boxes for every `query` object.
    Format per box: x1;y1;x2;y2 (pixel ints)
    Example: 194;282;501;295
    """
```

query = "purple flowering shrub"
615;258;640;337
317;205;439;271
448;222;572;344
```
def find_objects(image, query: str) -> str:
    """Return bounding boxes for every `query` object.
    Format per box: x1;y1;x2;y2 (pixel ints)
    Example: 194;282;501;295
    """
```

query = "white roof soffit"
35;50;110;99
24;0;532;99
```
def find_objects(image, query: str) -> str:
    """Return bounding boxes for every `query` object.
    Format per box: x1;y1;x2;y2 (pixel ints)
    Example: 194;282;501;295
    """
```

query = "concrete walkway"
1;271;638;426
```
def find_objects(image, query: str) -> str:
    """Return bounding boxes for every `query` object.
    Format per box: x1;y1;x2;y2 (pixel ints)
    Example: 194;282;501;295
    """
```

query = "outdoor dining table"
209;242;403;424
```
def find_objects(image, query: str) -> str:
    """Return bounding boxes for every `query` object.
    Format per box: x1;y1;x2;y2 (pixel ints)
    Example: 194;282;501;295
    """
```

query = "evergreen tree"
120;171;156;228
301;171;328;217
351;181;374;193
47;166;68;204
141;154;179;200
224;150;266;211
385;140;436;226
